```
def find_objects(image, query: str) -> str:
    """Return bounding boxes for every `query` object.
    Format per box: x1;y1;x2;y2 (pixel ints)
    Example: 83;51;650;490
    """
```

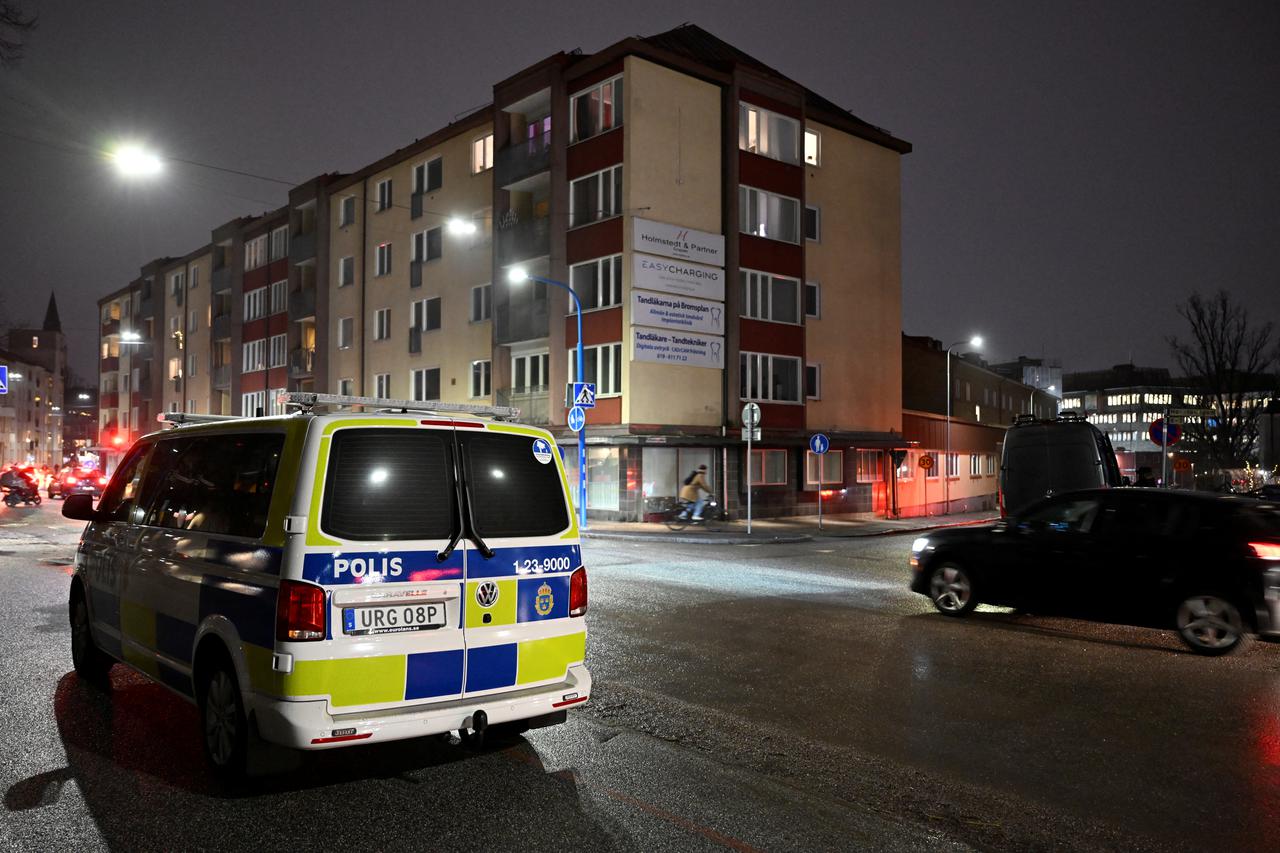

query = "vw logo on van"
475;581;499;608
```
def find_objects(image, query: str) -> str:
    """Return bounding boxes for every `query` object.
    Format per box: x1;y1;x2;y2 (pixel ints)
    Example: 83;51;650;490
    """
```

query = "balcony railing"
496;129;552;188
100;391;119;409
496;213;550;263
211;312;232;340
212;265;232;293
212;364;231;388
289;347;315;378
496;387;550;425
288;287;316;319
101;318;121;337
100;355;119;372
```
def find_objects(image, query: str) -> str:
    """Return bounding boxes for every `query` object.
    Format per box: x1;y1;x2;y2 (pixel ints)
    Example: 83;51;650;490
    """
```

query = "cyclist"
678;464;712;521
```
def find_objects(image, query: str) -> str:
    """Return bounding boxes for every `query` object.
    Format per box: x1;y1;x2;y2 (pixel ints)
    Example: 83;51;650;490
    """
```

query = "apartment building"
899;335;1059;516
325;112;494;407
0;296;66;466
97;24;919;519
158;246;214;415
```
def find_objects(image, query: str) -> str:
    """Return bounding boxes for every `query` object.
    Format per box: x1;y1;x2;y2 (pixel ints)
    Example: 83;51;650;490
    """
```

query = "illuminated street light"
447;217;477;236
110;143;164;177
121;330;143;343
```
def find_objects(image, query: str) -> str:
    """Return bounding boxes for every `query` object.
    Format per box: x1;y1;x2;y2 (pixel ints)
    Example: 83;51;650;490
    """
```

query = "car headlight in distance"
911;537;930;554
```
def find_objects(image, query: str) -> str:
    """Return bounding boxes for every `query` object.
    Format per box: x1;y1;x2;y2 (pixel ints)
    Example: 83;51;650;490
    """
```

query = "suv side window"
147;432;284;538
1093;494;1176;538
1021;497;1100;533
97;442;156;524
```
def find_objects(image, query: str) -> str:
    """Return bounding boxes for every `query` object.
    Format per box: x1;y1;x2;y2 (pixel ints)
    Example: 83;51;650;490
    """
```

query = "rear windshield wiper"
458;449;495;560
437;447;467;562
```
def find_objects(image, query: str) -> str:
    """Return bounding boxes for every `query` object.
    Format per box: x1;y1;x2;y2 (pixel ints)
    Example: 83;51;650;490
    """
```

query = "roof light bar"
157;412;244;426
278;391;520;421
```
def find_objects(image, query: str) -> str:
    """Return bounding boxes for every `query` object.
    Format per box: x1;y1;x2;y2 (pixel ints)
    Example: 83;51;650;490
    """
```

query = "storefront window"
562;445;621;511
642;448;714;501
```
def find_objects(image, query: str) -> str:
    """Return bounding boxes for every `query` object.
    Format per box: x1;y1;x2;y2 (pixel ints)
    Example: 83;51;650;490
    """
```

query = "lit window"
739;103;800;164
804;129;821;166
805;449;843;486
471;134;494;173
571;76;624;142
738;185;800;243
750;449;788;485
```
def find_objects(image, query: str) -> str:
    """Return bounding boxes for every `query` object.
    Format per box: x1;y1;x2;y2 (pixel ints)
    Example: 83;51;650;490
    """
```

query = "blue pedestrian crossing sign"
571;382;597;408
567;405;586;432
809;433;830;454
0;365;7;395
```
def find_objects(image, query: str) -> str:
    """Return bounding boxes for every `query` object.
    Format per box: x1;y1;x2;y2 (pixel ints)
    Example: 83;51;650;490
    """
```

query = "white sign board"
631;290;725;335
632;217;725;267
632;254;725;302
633;328;725;369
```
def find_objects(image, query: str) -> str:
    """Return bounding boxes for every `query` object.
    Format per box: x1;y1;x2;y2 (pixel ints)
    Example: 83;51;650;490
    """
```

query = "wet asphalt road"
2;502;1279;852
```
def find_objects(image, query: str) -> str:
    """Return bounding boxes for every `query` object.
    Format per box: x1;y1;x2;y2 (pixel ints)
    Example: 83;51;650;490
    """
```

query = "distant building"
1;295;67;467
63;384;97;460
991;355;1062;398
899;335;1057;515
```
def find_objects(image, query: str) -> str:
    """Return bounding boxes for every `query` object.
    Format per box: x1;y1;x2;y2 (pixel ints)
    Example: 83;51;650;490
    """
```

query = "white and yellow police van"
64;392;590;777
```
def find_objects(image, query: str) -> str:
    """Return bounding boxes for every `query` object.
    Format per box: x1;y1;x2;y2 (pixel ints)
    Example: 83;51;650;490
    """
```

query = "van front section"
252;415;589;750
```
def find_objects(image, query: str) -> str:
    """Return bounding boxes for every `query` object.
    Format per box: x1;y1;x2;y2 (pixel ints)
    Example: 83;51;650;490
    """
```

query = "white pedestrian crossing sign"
571;382;597;408
0;365;7;395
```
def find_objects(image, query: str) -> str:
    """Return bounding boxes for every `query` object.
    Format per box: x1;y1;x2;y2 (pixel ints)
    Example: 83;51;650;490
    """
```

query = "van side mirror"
62;493;99;522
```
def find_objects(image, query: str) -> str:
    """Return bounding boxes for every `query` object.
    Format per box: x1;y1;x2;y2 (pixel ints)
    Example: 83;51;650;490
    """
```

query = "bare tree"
1168;290;1279;470
0;1;37;69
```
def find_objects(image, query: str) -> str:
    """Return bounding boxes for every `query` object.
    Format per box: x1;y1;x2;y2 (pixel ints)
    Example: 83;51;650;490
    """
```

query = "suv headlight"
911;537;930;554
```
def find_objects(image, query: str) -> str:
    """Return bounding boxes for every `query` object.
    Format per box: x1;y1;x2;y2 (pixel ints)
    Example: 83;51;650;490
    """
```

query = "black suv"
910;489;1280;655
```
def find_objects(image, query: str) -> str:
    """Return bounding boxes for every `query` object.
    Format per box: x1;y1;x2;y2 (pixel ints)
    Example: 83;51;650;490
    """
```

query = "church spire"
42;293;61;332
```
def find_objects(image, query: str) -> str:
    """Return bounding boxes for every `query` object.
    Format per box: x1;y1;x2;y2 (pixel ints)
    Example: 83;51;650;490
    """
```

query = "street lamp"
447;217;477;236
945;335;983;514
109;143;164;178
507;266;587;530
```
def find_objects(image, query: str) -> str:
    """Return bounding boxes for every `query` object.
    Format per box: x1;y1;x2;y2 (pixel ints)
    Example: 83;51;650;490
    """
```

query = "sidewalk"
582;509;996;545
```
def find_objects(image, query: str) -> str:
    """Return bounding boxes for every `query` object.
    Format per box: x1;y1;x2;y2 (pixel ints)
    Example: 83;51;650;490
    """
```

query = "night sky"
1;0;1277;383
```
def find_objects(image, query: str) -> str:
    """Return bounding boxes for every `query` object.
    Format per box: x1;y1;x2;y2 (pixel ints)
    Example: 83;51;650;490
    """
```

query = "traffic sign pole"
1161;405;1168;488
742;403;761;535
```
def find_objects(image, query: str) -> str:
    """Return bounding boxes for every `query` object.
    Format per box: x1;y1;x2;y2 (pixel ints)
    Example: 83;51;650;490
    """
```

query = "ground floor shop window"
562;446;621;511
750;449;788;485
856;450;881;483
805;449;843;486
642;447;714;500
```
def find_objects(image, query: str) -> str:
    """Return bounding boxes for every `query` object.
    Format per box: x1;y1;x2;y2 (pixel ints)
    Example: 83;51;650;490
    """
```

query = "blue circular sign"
567;405;586;432
809;433;830;454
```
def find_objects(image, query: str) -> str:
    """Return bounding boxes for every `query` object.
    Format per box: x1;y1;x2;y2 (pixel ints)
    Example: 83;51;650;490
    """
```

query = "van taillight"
277;580;326;641
569;567;588;617
1249;542;1280;561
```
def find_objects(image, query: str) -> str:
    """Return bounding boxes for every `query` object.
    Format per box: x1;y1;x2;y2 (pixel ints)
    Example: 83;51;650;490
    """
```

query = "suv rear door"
301;419;468;710
455;424;583;698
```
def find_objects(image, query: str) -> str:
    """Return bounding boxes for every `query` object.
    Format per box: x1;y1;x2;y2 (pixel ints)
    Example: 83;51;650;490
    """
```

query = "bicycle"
662;497;725;531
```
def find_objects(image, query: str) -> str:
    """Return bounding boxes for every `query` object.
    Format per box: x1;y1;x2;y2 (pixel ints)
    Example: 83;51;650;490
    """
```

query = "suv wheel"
1175;593;1246;656
199;658;248;779
929;563;978;616
70;591;112;687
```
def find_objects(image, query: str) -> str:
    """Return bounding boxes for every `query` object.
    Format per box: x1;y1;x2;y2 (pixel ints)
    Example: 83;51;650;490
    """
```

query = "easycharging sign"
631;254;725;301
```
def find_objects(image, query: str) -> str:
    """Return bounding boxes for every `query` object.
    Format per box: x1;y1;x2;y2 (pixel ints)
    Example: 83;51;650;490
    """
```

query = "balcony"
288;287;316;320
101;317;120;337
211;312;232;340
212;364;231;388
496;213;550;264
290;230;316;262
289;347;315;378
497;387;550;425
172;376;182;393
409;327;422;355
100;391;119;409
212;265;232;293
496;130;552;189
100;355;119;372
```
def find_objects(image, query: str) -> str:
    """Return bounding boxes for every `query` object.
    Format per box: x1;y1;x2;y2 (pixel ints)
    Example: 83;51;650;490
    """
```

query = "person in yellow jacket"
678;464;712;521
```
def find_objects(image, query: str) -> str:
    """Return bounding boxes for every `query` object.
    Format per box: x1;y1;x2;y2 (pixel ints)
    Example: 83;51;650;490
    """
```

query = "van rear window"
460;433;570;538
322;429;456;541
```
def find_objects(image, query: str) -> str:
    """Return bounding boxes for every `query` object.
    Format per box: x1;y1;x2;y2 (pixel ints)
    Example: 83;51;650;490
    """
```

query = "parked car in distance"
910;488;1280;655
48;467;108;500
998;413;1122;516
1248;484;1280;501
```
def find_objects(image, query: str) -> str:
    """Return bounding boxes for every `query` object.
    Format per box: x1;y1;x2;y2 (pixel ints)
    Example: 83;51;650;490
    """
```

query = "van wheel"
199;658;249;780
69;590;112;687
929;563;978;616
1175;593;1246;656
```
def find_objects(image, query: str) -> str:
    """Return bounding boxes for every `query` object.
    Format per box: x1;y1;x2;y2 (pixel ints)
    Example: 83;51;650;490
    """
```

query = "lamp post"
945;335;983;515
508;267;587;531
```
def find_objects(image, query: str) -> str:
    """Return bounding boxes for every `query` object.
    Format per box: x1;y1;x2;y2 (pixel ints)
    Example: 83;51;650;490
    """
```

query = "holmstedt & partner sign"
632;217;725;267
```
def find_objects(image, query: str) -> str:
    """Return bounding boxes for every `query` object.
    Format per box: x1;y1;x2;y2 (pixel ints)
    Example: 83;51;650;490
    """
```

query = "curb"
813;517;997;539
583;531;813;545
